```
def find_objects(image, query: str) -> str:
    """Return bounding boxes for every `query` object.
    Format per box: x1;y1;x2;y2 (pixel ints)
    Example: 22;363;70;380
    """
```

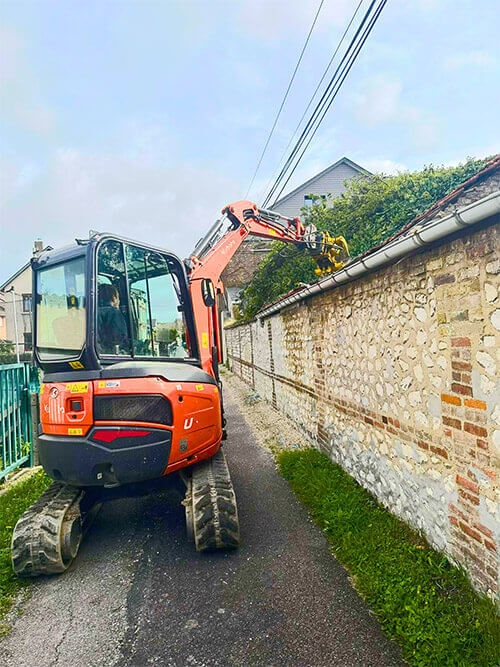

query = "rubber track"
189;449;240;551
11;482;85;576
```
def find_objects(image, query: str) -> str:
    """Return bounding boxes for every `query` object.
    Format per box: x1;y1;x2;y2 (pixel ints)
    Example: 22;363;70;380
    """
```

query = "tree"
0;340;16;364
239;157;489;318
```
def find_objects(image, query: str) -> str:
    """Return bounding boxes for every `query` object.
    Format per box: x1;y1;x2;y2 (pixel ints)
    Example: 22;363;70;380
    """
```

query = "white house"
271;156;370;219
0;241;50;357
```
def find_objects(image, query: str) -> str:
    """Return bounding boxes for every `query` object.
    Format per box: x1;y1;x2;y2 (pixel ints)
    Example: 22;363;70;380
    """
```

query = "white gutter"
257;190;500;321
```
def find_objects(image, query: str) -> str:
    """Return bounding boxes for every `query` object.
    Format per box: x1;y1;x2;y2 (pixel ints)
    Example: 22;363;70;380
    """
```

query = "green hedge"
240;157;490;318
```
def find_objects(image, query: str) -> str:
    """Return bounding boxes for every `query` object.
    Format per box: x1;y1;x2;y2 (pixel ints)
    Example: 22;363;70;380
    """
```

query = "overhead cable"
263;0;380;206
263;0;387;208
270;0;387;205
245;0;326;199
259;0;365;205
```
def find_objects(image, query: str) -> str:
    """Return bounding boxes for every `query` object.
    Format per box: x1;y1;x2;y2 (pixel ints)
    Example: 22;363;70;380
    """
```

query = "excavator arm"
187;200;348;374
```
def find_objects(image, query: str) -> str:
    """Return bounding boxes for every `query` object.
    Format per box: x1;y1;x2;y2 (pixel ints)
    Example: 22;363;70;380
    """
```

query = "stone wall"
225;215;500;601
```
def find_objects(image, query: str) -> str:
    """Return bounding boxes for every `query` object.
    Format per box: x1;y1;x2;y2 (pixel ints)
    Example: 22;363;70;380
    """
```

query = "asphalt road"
1;396;403;667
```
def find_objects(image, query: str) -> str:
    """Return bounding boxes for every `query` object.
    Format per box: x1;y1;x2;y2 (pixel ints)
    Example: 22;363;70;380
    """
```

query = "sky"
1;0;499;284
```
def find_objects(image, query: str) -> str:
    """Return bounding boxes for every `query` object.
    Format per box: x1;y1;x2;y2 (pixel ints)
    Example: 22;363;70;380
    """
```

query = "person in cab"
97;284;129;354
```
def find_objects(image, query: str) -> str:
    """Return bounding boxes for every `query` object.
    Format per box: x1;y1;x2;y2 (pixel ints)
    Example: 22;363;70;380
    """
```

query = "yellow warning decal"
69;361;84;369
66;382;89;394
40;384;45;394
98;381;105;388
196;384;204;391
68;428;83;436
202;333;209;349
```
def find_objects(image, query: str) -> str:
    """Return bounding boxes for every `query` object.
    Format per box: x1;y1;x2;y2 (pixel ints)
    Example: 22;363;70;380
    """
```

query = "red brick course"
451;383;473;396
459;522;482;543
452;360;472;372
451;337;471;347
456;475;479;494
464;422;488;438
442;416;461;430
464;398;487;410
441;393;461;406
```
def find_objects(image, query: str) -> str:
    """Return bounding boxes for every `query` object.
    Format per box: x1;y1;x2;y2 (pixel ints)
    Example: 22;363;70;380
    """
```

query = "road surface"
1;394;403;667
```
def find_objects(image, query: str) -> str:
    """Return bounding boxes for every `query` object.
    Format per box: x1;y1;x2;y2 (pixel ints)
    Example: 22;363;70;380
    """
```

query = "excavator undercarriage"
12;449;239;576
183;448;240;551
12;483;97;576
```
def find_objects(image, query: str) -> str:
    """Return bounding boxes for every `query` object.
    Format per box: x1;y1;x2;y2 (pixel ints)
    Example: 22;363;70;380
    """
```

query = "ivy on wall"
239;157;489;319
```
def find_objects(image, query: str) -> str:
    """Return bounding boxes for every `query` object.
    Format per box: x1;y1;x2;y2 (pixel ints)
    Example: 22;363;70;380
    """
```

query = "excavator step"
184;449;240;551
11;482;99;577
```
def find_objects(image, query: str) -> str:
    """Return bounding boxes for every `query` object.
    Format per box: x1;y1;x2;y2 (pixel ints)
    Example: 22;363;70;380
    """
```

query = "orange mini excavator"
12;201;348;576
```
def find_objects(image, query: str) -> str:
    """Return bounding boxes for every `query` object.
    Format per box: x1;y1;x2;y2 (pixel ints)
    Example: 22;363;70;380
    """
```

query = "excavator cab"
33;235;199;373
13;233;237;575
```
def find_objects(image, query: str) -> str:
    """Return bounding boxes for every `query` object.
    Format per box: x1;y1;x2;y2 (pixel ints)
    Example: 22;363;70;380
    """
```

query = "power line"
259;0;365;205
262;0;387;208
245;0;326;199
269;0;387;206
263;0;379;206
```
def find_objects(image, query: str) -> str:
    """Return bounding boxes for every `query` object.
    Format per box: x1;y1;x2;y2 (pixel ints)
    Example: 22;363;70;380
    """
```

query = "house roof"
0;261;31;292
0;245;53;291
272;156;371;208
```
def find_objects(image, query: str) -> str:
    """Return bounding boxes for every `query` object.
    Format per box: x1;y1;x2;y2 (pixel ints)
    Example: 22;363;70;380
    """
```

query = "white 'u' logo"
184;417;193;430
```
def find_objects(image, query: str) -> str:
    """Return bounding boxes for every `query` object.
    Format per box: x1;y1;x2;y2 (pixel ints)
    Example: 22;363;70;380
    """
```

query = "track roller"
11;482;99;577
183;449;240;551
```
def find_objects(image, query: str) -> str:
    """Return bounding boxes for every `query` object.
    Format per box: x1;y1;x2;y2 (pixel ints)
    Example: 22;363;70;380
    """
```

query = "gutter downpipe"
257;190;500;322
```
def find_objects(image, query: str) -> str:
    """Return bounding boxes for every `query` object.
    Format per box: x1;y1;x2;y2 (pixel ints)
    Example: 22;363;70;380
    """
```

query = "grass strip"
277;448;499;667
0;470;51;619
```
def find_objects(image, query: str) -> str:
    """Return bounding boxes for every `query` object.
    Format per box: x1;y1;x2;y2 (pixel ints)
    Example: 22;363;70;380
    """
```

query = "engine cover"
39;374;222;486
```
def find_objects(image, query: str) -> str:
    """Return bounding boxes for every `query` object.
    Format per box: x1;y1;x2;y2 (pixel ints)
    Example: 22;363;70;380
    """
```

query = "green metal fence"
0;363;40;480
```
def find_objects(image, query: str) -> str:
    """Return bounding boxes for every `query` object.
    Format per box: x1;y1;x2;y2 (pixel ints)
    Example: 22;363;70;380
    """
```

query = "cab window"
96;240;132;356
125;245;154;356
125;245;189;359
147;252;189;358
36;258;86;361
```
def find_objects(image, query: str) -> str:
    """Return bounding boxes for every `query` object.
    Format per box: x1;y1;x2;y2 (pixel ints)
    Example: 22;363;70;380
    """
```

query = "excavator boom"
187;200;349;374
189;199;348;284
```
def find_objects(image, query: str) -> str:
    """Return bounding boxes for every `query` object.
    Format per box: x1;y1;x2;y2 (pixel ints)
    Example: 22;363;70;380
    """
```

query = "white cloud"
355;77;402;125
0;26;55;134
0;149;240;283
352;74;440;151
237;0;356;40
406;0;447;10
361;157;408;174
444;50;497;70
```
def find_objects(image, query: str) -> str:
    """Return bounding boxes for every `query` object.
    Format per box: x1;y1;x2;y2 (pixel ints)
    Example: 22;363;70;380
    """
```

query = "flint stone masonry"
226;200;500;601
